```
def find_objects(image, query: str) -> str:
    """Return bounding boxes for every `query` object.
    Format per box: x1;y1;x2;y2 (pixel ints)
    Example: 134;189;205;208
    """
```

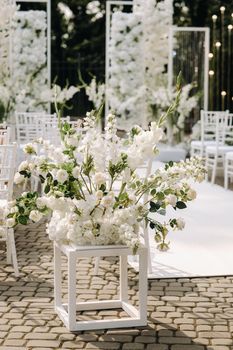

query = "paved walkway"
0;221;233;350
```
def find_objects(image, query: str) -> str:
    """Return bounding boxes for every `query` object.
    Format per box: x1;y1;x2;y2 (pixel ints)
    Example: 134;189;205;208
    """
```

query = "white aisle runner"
129;163;233;278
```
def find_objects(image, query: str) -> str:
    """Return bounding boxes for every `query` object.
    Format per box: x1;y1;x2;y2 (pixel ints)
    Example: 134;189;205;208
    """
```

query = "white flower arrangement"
85;77;105;110
152;84;198;144
8;106;205;252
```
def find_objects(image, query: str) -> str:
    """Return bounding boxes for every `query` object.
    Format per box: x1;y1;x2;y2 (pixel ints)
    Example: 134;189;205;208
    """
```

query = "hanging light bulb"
228;25;233;31
208;53;214;59
215;41;221;48
220;6;225;13
221;91;227;96
209;70;214;76
212;14;217;22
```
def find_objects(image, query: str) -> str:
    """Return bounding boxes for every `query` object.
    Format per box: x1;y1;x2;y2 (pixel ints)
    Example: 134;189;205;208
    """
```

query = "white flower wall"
108;11;145;130
0;0;17;117
12;10;48;112
108;0;173;129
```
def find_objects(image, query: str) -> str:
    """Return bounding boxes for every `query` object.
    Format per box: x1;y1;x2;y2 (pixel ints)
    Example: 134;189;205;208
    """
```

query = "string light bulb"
216;41;221;48
228;24;233;31
209;70;214;76
221;91;227;96
212;14;217;22
220;6;225;13
208;53;214;59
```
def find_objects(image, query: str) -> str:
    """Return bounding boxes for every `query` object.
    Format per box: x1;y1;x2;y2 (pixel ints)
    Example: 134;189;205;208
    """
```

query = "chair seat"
191;140;216;148
206;145;233;154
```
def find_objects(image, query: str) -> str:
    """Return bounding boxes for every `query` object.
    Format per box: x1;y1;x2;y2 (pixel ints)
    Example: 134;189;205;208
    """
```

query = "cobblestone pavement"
0;221;233;350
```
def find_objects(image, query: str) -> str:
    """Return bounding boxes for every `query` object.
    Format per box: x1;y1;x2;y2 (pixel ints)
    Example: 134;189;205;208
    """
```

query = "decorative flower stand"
54;242;148;331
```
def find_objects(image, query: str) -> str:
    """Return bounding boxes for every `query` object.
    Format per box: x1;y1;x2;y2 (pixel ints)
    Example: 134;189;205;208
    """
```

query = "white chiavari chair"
0;143;19;276
37;115;70;146
15;112;48;145
224;151;233;190
0;127;11;145
191;110;229;157
206;113;233;184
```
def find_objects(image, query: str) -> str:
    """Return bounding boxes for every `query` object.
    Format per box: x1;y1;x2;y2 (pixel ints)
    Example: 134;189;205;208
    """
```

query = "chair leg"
8;229;19;277
224;160;229;190
211;155;218;185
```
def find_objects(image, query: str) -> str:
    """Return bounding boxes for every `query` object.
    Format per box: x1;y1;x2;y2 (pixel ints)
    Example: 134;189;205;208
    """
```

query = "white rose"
29;210;43;223
101;192;115;208
6;218;16;228
166;194;177;207
23;143;36;155
66;136;79;148
187;189;197;200
56;169;69;184
18;161;29;172
36;197;47;210
176;218;185;230
8;200;16;208
93;172;107;186
14;172;25;185
10;206;19;214
96;190;103;200
72;166;80;179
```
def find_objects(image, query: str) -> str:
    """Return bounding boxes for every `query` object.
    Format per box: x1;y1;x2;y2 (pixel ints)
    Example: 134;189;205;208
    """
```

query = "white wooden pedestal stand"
54;242;148;331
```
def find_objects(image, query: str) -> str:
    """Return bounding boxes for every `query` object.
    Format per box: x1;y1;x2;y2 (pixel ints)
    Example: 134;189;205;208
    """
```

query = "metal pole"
105;0;111;120
204;28;210;110
47;0;51;113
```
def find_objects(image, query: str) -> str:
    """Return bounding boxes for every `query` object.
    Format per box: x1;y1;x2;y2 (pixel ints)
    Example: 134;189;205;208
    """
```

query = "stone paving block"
26;340;61;348
147;346;168;350
61;341;85;348
86;342;121;349
171;346;205;350
122;344;145;350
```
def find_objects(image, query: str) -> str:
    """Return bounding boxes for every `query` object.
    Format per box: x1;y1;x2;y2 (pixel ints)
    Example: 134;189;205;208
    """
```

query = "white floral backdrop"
0;2;49;120
12;10;48;112
107;0;173;130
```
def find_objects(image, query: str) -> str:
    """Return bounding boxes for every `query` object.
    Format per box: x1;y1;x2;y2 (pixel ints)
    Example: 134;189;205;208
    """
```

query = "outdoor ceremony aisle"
0;220;233;349
131;161;233;278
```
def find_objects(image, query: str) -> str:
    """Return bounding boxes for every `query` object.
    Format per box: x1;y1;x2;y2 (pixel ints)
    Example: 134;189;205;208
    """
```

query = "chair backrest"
0;143;17;201
0;127;11;145
15;112;47;144
37;115;70;146
15;112;63;144
201;110;229;144
224;113;233;145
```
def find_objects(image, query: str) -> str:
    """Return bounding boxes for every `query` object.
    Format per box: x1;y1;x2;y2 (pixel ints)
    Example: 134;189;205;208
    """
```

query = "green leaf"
157;192;165;200
18;216;28;225
157;209;166;216
149;222;155;229
176;201;187;209
150;189;156;196
44;184;50;194
149;201;159;212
